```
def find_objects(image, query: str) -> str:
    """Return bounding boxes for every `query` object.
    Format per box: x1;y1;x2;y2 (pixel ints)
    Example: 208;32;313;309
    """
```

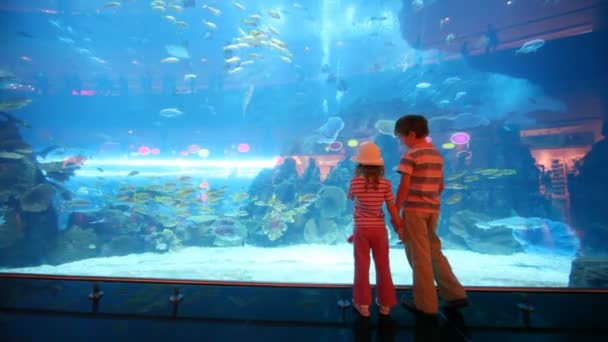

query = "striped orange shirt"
397;143;443;213
348;176;394;229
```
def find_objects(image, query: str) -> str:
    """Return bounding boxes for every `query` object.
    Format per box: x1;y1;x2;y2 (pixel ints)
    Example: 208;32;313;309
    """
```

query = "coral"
46;225;98;265
323;159;355;193
274;157;298;184
570;130;608;254
275;181;296;204
446;210;523;254
211;218;247;247
19;183;55;212
315;186;347;219
155;229;182;252
0;209;23;249
262;210;288;241
104;235;145;256
303;218;339;244
569;257;608;288
38;161;80;183
247;168;274;201
298;159;322;194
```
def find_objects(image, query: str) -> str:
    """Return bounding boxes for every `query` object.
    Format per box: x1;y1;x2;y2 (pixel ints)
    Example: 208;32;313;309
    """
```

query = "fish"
445;193;463;204
168;4;183;11
454;91;467;101
202;21;217;30
160;57;180;63
443;76;461;85
225;56;240;64
127;171;139;177
416;82;432;89
0;151;23;159
267;9;281;19
184;74;197;81
516;39;545;55
241;19;257;27
99;1;121;12
228;67;243;74
174;21;188;28
445;183;467;190
232;2;246;11
0;98;32;111
159;108;183;118
202;4;221;16
242;85;255;117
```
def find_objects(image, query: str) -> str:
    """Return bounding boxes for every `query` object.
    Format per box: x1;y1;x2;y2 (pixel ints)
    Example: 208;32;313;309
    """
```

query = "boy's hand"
390;217;401;232
391;217;404;241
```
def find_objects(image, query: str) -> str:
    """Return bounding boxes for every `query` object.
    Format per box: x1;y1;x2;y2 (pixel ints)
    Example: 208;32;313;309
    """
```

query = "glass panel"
2;277;607;332
0;0;606;289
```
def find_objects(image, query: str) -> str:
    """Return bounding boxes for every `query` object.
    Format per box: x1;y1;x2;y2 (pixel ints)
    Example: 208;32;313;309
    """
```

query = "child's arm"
395;173;411;210
386;200;401;232
385;182;402;233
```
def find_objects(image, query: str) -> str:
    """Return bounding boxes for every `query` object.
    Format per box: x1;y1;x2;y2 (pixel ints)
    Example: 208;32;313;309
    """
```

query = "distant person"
485;24;499;53
460;41;469;60
393;115;469;316
347;142;401;317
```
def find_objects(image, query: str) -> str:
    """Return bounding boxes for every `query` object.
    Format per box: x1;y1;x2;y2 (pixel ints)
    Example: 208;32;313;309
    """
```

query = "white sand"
0;244;573;287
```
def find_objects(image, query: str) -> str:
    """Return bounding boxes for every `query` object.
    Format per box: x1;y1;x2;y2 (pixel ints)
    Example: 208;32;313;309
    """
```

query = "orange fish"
62;155;87;168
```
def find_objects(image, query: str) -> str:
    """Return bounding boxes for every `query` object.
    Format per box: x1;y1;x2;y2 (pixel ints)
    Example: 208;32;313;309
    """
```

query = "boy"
393;115;468;315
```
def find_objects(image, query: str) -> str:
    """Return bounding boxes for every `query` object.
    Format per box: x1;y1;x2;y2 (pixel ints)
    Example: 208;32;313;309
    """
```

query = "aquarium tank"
0;0;606;289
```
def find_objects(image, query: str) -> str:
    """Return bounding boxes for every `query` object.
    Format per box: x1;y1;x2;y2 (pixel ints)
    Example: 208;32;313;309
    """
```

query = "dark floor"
2;308;606;342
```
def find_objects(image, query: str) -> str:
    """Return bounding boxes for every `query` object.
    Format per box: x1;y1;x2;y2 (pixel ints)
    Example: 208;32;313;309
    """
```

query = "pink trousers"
353;226;398;308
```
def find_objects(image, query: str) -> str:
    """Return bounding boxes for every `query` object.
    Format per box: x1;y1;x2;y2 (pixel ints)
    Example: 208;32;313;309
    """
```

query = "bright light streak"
72;158;280;179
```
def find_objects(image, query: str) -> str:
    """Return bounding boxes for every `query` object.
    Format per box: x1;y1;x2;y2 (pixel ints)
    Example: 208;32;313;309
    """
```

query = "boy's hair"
394;115;429;138
355;164;384;191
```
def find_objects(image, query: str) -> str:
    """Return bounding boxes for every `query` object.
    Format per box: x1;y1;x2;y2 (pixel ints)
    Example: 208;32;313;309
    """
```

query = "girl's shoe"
353;303;370;317
379;305;391;315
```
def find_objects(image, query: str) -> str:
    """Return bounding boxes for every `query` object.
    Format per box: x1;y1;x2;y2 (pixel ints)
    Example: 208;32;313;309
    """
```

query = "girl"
347;142;401;317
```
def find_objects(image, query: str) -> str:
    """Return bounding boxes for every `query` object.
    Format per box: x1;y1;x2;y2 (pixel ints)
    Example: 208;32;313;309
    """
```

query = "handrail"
2;272;607;293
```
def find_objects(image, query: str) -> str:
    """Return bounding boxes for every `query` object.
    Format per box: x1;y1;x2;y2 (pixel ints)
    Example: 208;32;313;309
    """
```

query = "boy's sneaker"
353;303;370;317
443;298;470;310
400;295;424;315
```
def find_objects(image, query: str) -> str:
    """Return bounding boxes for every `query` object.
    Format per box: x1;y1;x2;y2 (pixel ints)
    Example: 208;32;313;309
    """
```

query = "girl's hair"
355;164;384;190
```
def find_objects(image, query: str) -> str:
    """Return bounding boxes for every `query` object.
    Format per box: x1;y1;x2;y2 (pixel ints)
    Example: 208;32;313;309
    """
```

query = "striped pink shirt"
347;176;394;228
397;143;443;213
